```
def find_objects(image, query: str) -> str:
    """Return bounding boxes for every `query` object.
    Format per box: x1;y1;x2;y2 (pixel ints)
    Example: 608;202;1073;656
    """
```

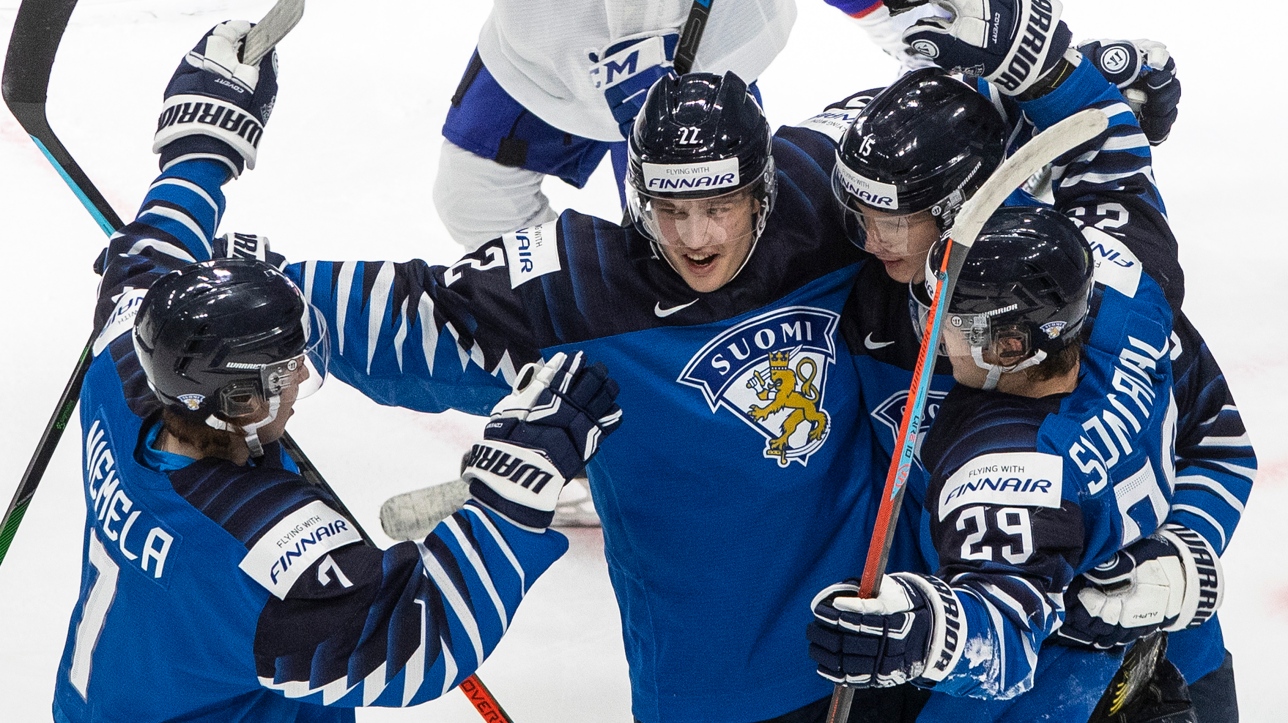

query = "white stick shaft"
243;0;306;65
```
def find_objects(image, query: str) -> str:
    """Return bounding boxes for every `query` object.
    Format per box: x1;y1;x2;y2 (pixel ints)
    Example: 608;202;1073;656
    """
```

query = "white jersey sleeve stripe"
416;542;487;667
1175;474;1247;513
461;503;527;591
444;516;511;630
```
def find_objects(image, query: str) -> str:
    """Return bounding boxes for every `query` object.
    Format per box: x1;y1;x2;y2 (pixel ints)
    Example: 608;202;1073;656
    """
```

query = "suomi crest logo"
870;388;949;464
679;307;838;467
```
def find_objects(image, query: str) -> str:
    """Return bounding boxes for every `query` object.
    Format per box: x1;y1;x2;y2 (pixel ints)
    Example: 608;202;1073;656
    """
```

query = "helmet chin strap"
206;395;281;458
970;347;1047;391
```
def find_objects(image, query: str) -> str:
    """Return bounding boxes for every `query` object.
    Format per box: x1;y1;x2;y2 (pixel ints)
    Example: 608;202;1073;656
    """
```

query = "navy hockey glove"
153;21;279;178
807;573;965;688
904;0;1073;96
212;232;287;269
883;0;934;15
1079;39;1180;145
591;32;679;139
466;351;622;530
1058;525;1223;650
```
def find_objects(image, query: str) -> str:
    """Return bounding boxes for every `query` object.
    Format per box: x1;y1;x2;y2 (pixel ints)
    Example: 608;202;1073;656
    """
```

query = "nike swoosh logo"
864;333;895;350
654;299;698;317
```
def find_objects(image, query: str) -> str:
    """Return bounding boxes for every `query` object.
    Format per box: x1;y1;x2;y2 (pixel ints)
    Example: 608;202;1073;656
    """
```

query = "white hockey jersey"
476;0;797;140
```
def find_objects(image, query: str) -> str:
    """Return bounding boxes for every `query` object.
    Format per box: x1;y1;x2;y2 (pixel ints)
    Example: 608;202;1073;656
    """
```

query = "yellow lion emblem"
747;348;829;464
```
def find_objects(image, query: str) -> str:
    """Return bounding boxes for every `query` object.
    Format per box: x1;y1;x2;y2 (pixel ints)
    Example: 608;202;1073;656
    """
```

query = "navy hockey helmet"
924;206;1093;382
133;258;328;424
625;71;777;247
833;68;1008;238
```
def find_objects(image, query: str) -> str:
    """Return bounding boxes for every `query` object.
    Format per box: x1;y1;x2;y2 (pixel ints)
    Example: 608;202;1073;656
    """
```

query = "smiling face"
649;189;761;293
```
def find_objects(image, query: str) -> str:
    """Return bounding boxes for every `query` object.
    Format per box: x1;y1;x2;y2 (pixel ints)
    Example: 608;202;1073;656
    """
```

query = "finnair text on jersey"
269;518;353;585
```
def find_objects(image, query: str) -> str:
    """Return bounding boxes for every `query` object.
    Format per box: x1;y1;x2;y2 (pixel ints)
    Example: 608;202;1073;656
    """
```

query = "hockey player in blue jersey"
286;70;890;723
808;208;1195;723
807;10;1248;719
51;22;622;722
277;0;1202;717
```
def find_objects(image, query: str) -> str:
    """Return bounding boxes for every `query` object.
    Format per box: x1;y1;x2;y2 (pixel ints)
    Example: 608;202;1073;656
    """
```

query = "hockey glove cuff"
465;440;566;531
467;352;622;531
1155;524;1223;632
807;572;966;688
904;0;1072;96
154;21;279;177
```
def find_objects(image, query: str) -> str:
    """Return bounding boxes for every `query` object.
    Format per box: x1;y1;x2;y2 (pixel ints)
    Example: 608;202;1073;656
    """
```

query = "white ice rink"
0;0;1284;720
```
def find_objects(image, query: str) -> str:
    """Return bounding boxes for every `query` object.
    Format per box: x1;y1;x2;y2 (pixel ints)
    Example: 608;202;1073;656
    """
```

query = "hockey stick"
0;0;305;567
674;0;713;75
825;107;1109;723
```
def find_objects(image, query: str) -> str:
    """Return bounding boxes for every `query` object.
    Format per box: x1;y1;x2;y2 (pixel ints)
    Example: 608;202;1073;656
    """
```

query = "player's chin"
879;257;921;284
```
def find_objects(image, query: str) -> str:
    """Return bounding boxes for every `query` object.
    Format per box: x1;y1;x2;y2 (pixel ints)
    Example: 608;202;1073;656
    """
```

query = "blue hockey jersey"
283;124;900;722
835;57;1254;714
52;160;569;723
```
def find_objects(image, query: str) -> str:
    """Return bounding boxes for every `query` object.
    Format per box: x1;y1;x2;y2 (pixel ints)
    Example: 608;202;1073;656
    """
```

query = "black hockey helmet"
833;68;1008;233
625;71;777;246
925;206;1093;373
133;258;328;422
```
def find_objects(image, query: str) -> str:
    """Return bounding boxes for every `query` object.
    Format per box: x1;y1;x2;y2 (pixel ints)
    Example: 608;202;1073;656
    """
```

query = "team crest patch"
870;388;948;443
177;394;205;411
679;306;838;467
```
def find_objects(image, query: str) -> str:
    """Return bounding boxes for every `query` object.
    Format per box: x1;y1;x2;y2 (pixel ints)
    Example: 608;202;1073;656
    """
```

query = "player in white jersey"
434;0;942;249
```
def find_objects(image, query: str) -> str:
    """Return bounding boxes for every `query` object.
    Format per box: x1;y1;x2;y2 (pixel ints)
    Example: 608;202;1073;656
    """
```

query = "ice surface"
0;1;1283;720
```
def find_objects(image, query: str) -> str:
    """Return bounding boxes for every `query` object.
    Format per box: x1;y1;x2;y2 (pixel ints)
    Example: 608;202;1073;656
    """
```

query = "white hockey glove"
807;573;966;688
1078;38;1180;145
903;0;1074;96
466;352;622;531
154;21;279;177
1058;524;1223;650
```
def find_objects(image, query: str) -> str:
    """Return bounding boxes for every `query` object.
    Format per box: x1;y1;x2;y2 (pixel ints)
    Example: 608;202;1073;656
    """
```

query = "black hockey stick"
0;0;116;567
0;0;303;566
674;0;713;75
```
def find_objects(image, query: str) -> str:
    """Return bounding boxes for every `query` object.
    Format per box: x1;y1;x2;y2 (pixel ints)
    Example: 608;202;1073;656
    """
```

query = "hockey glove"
1078;39;1180;145
591;32;679;139
807;573;966;688
466;351;622;531
153;21;280;178
212;232;287;269
903;0;1073;96
1058;524;1223;650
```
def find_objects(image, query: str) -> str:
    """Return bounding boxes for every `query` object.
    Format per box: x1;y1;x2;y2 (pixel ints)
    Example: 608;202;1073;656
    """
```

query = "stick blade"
380;478;471;541
951;108;1110;250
